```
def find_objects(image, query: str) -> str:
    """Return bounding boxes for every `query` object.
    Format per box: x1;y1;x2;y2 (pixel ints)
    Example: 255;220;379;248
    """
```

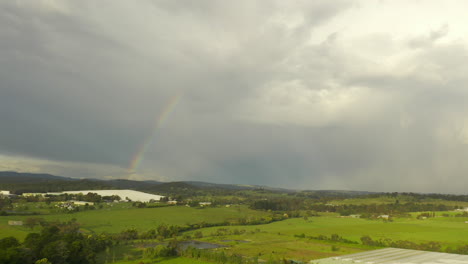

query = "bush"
194;231;203;239
144;245;177;258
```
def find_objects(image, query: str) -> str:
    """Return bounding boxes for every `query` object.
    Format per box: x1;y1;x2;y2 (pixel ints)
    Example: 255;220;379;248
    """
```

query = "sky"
1;0;468;194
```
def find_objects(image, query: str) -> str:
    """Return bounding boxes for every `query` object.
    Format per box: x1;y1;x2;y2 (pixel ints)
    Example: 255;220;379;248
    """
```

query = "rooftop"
311;248;468;264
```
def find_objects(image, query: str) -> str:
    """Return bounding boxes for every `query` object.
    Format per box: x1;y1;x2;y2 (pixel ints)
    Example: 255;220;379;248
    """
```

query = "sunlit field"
0;204;269;240
177;213;468;260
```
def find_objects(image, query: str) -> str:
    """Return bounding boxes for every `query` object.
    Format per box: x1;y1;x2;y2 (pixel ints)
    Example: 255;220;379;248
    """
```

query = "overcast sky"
2;0;468;193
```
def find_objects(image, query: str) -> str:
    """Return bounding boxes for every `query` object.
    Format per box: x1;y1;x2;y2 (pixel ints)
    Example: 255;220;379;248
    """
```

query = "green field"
2;202;468;263
178;213;468;261
0;204;270;240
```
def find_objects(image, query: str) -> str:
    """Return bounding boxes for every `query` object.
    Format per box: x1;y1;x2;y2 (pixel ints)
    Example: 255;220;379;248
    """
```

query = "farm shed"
311;248;468;263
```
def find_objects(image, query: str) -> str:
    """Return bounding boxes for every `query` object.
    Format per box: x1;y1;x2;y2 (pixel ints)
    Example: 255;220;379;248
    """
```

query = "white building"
62;190;164;202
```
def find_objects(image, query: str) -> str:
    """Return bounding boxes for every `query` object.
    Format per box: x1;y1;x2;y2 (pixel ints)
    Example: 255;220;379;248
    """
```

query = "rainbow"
128;93;183;173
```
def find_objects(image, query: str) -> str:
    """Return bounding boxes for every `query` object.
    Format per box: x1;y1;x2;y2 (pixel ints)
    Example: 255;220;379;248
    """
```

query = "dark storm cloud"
0;0;352;165
2;0;468;193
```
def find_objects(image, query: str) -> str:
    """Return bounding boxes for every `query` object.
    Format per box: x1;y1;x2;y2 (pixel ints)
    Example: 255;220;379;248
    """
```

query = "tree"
194;231;203;239
24;217;43;230
0;237;19;249
360;235;374;246
41;240;70;264
35;258;52;264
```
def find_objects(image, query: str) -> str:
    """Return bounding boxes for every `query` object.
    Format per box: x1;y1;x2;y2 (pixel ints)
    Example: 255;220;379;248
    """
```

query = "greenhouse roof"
311;248;468;264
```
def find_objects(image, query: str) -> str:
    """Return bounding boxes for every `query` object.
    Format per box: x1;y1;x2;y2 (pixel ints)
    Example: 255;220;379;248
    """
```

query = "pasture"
180;213;468;260
1;201;467;262
0;204;270;240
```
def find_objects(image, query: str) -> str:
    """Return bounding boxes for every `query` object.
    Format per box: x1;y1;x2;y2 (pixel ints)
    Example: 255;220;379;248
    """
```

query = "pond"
138;240;226;250
220;239;250;243
179;240;226;250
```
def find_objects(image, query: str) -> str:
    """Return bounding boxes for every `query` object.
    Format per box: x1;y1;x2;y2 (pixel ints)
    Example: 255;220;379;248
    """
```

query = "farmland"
195;214;468;246
0;204;271;240
1;178;468;263
2;202;467;263
178;212;468;261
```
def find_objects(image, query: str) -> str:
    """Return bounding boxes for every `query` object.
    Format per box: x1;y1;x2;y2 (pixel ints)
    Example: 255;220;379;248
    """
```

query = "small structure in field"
8;220;23;226
70;201;94;206
56;202;75;210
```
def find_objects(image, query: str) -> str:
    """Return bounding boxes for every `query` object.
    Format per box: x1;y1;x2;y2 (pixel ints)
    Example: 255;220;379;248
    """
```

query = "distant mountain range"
0;171;76;183
0;171;376;197
0;171;274;193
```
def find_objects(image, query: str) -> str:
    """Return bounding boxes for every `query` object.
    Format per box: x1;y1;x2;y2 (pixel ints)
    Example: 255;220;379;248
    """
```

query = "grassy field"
2;201;468;263
177;213;468;261
90;212;468;263
0;204;270;240
197;214;468;245
95;244;215;264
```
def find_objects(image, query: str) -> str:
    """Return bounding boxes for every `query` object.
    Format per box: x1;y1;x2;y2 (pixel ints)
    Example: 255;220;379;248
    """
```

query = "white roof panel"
311;248;468;264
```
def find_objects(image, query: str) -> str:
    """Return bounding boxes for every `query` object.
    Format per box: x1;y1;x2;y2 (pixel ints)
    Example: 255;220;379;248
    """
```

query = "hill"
0;171;112;194
0;171;76;183
0;171;281;195
0;171;379;198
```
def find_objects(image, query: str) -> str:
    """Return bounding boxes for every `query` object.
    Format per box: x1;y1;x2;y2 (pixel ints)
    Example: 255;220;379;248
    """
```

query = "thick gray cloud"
1;0;468;193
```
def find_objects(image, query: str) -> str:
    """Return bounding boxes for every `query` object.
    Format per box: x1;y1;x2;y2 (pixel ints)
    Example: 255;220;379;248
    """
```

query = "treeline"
294;233;358;245
250;197;458;215
375;192;468;202
0;220;112;264
250;198;306;211
359;235;468;255
23;193;121;203
294;233;468;256
330;202;453;216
